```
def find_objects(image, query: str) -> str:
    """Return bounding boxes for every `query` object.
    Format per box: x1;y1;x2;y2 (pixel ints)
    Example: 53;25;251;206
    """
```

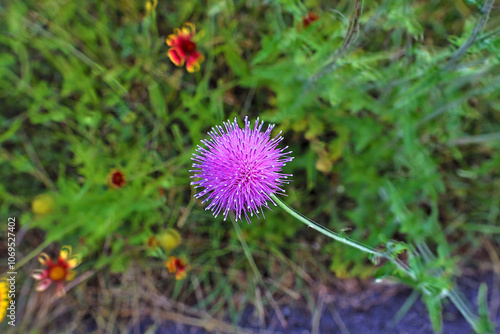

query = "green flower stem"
271;194;414;279
272;195;380;255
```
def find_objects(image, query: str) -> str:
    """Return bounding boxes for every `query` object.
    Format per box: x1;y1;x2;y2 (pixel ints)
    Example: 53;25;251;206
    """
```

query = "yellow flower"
32;194;55;215
0;278;10;323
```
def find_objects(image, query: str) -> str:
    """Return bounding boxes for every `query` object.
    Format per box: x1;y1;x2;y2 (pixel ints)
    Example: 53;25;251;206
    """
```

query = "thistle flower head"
190;116;293;223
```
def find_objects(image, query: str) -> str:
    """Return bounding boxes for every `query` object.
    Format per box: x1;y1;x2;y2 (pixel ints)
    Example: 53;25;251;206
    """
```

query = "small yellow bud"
32;194;55;215
157;228;181;251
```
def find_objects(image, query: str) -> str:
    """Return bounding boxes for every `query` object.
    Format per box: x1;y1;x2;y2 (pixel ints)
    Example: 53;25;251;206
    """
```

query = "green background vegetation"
1;0;499;332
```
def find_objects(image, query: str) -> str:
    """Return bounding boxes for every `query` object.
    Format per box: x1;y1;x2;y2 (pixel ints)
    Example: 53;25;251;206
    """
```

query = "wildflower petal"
66;270;77;282
36;279;52;292
67;256;80;269
166;34;178;46
186;52;204;73
181;22;195;35
166;256;177;273
175;270;187;280
168;48;185;66
59;245;72;261
0;280;8;294
38;253;51;266
186;61;200;73
32;269;48;281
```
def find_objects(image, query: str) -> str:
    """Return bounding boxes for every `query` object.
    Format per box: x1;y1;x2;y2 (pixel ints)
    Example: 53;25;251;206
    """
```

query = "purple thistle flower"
190;116;294;223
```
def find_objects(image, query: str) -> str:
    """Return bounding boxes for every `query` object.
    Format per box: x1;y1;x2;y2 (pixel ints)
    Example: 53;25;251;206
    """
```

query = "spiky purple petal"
190;116;294;223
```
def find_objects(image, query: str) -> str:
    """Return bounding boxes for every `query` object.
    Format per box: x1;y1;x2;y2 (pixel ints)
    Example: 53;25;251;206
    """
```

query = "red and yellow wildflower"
166;256;189;280
32;246;81;297
107;169;126;188
166;23;204;73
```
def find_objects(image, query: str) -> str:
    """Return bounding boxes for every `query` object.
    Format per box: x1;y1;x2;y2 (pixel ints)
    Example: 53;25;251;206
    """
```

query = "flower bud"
32;194;55;215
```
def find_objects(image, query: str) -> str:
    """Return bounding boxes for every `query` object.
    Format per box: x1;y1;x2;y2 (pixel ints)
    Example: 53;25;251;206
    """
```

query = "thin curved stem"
271;194;414;279
273;196;381;255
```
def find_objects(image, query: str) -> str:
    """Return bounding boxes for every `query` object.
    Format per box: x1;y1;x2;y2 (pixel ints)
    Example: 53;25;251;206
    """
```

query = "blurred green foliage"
1;0;499;331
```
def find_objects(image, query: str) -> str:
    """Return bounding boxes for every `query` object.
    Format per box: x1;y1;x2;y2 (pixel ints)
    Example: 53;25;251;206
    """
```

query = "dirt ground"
130;270;499;334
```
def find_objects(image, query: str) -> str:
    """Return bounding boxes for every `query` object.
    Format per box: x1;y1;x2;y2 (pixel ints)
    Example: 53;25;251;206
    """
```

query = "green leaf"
476;283;496;333
223;44;248;77
0;117;23;144
422;294;443;333
148;82;168;121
